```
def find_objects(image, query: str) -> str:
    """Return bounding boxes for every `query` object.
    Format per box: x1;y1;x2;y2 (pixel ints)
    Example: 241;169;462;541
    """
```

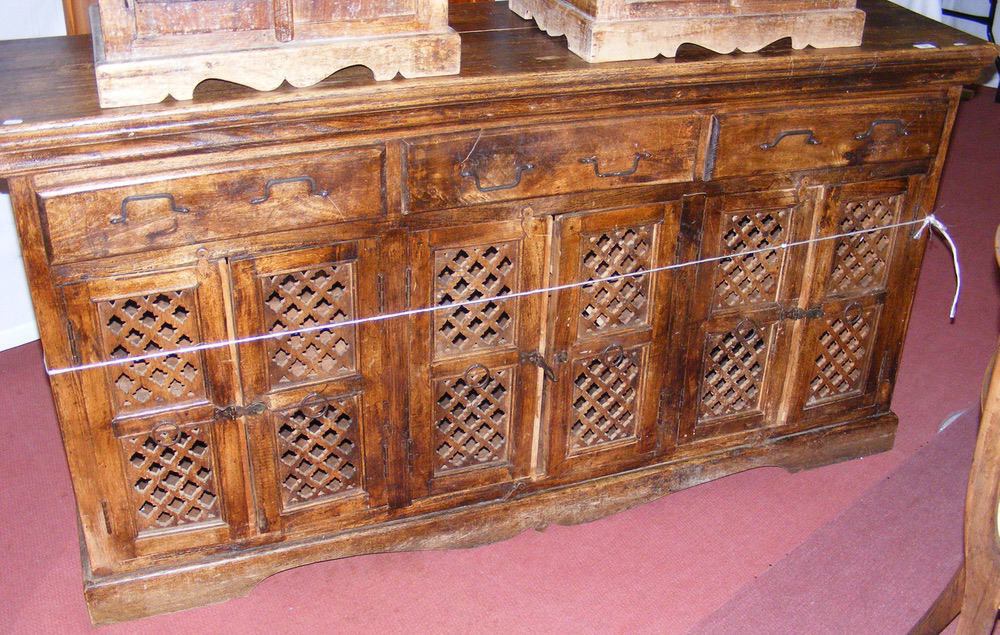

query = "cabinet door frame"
406;218;547;500
544;202;678;478
62;260;250;561
674;189;814;445
783;176;924;427
230;236;391;537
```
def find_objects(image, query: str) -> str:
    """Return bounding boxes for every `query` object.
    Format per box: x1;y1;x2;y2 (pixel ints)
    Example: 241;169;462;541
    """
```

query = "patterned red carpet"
0;88;996;633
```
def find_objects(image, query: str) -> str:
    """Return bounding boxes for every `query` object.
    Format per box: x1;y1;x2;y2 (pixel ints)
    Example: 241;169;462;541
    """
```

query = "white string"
912;213;961;319
45;215;954;377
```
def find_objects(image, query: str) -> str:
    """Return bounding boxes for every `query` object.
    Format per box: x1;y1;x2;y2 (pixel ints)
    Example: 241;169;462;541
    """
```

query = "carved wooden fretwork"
433;242;518;358
578;226;653;336
699;322;769;421
809;305;878;403
273;397;362;510
829;196;899;294
713;211;787;309
261;263;357;388
569;346;643;452
98;290;205;415
120;423;219;533
433;366;512;473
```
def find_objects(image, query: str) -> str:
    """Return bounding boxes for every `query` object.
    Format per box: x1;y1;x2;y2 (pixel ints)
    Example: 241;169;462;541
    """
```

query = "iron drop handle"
853;119;910;141
251;176;329;204
580;152;651;178
461;162;535;192
112;193;190;225
759;129;821;150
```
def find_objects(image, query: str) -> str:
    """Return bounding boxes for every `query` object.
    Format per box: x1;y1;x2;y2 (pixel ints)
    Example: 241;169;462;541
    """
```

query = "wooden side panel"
544;203;678;478
61;262;251;563
407;218;547;500
230;237;391;537
675;189;814;445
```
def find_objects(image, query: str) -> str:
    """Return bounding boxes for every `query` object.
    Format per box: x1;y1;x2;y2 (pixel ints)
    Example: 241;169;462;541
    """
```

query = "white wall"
941;0;999;87
0;0;66;350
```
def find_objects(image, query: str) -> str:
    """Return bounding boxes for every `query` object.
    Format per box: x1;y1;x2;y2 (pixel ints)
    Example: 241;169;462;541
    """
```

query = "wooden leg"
909;563;965;635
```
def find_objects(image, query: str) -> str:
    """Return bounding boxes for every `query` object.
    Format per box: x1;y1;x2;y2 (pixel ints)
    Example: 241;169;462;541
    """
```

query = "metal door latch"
214;402;266;420
782;306;824;320
520;350;558;382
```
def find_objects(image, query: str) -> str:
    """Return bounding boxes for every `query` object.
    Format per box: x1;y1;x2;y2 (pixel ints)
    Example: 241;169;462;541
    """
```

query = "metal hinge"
214;402;266;420
65;324;81;366
404;267;412;307
376;273;386;313
782;306;824;320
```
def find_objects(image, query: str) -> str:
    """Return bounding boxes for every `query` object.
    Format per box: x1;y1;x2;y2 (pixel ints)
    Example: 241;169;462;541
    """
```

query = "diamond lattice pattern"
433;243;517;358
699;323;768;421
714;211;786;308
809;308;875;403
578;226;653;336
275;398;362;509
262;264;357;387
433;368;511;473
121;425;219;532
829;196;898;294
569;348;642;452
99;290;205;415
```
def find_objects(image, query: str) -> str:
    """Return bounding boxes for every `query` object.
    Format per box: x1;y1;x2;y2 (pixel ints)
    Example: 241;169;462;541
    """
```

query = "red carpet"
0;88;996;633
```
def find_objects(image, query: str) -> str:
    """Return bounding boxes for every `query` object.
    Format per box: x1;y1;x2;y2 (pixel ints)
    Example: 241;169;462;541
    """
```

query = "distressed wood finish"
89;0;459;107
0;0;995;624
509;0;865;62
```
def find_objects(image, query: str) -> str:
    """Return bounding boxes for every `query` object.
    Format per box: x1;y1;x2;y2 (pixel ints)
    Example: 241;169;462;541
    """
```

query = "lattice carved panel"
699;322;770;422
120;423;219;533
568;346;643;452
713;210;787;309
261;263;357;388
808;305;878;404
578;225;654;336
274;397;363;510
433;242;518;358
98;289;206;415
829;196;899;294
433;366;512;474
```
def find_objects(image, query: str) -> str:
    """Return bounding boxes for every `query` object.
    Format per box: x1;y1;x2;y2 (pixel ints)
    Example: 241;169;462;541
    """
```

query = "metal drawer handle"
601;343;625;366
250;176;329;204
112;193;190;225
759;129;821;150
580;152;651;178
460;162;535;193
854;119;910;141
463;363;493;388
150;421;181;445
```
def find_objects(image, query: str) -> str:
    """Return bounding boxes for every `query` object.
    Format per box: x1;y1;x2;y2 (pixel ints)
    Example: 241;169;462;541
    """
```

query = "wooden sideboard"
0;1;994;624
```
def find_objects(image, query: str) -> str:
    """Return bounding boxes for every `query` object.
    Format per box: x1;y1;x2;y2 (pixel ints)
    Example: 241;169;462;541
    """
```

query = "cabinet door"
230;239;390;536
785;178;921;426
545;204;678;477
407;219;546;500
675;190;813;444
63;262;250;561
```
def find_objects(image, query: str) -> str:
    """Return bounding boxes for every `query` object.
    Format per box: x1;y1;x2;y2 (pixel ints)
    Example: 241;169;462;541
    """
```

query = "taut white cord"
45;215;956;377
913;214;961;319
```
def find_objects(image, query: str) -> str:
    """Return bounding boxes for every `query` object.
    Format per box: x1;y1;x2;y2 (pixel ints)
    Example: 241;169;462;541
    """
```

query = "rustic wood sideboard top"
0;0;994;176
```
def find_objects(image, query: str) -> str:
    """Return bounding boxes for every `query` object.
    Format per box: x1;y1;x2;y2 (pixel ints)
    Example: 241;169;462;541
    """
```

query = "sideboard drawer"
711;100;948;178
37;147;385;264
404;114;701;213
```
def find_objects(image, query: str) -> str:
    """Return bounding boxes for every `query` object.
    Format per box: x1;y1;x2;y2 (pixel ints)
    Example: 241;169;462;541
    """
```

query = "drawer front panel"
404;114;701;213
711;101;948;178
38;147;385;264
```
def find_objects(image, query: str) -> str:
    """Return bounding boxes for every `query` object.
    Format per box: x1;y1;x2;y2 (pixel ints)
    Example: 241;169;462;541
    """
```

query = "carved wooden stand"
509;0;865;62
90;1;460;108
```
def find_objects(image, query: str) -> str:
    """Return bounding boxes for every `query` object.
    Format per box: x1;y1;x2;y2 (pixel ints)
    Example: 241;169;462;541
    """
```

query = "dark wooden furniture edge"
83;410;896;624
